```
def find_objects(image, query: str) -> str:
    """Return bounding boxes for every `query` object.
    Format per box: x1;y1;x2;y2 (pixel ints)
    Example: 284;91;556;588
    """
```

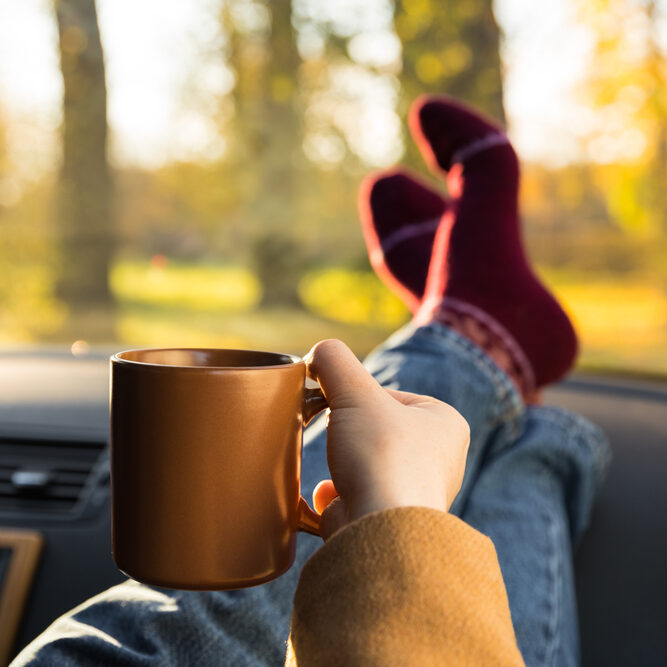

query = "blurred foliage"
213;0;506;304
520;163;665;276
575;0;667;277
299;268;409;328
0;0;665;375
395;0;505;122
542;269;667;375
0;184;66;341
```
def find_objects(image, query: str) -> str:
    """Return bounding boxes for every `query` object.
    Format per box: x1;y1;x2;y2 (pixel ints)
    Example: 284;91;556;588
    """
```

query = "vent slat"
0;447;100;460
0;439;103;451
0;472;89;485
0;450;100;461
0;497;75;511
53;471;91;484
0;457;96;472
0;483;81;499
0;438;105;513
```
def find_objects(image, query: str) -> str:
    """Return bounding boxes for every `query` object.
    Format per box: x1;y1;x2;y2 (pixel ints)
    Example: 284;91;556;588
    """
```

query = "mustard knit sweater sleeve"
285;506;525;666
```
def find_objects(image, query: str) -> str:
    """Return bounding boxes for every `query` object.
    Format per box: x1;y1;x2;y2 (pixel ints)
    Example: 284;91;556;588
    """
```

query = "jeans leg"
462;406;610;667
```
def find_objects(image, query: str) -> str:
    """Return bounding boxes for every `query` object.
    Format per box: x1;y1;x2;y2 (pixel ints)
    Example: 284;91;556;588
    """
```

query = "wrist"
347;488;451;523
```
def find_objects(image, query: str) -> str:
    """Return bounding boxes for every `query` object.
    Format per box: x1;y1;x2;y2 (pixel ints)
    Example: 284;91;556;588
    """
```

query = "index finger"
304;339;384;410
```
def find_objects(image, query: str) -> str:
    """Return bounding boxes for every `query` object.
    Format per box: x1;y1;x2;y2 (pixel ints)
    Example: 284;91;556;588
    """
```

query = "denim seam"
542;493;563;667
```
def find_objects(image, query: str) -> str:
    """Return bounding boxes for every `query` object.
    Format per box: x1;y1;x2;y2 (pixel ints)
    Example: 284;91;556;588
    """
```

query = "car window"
0;0;664;377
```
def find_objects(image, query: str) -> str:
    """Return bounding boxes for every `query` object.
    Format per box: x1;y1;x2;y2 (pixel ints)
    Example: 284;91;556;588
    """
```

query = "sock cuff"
379;217;441;255
451;132;510;166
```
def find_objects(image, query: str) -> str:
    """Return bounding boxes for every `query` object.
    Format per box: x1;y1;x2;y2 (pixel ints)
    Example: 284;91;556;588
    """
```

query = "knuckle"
459;416;471;447
438;403;470;443
320;496;346;540
313;338;347;358
308;339;349;376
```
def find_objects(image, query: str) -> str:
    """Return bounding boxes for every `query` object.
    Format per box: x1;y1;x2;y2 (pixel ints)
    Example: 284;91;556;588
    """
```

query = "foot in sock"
358;100;508;311
358;168;449;313
359;95;578;395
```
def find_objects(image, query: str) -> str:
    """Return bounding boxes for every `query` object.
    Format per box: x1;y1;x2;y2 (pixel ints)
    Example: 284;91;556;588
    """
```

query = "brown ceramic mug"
110;348;328;590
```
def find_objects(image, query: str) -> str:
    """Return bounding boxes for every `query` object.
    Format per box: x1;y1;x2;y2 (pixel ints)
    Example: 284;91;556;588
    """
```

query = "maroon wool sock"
409;95;578;391
358;168;449;313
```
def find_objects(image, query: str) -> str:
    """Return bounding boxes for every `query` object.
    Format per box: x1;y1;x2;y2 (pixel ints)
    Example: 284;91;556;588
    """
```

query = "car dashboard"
1;348;666;666
0;350;124;665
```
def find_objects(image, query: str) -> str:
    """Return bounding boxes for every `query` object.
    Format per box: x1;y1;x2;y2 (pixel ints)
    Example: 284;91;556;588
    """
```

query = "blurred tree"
223;0;306;305
0;113;6;182
395;0;505;119
217;0;508;306
292;0;506;184
576;0;667;238
54;0;114;313
395;0;506;167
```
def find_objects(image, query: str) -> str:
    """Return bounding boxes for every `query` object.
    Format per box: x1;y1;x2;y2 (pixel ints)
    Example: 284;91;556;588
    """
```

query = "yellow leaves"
271;75;293;103
593;163;653;232
415;53;443;84
456;0;483;21
556;170;586;209
395;0;440;41
607;175;650;232
616;84;646;114
0;260;66;342
520;164;598;228
442;42;472;77
395;11;428;42
546;277;667;374
474;66;501;97
415;43;472;84
0;186;65;341
402;0;432;18
518;167;546;215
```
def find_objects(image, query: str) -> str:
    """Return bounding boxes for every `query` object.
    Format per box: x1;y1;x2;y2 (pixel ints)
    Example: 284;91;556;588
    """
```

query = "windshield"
1;0;664;376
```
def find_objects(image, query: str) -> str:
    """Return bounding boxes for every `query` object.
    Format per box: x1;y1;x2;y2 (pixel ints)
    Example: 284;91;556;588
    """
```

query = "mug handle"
297;387;329;536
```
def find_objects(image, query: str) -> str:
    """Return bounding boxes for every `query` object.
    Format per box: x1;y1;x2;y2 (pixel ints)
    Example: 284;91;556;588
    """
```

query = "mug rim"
111;347;303;370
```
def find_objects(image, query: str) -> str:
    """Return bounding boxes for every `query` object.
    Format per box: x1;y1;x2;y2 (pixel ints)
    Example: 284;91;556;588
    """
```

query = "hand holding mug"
306;339;471;540
110;341;470;590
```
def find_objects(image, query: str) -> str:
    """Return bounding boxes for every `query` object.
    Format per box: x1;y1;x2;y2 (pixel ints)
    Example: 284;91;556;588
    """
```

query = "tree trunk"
55;0;114;312
228;0;304;306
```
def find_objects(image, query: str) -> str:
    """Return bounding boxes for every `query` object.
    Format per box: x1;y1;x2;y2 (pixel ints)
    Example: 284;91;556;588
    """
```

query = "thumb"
304;339;383;409
313;479;339;515
318;496;348;541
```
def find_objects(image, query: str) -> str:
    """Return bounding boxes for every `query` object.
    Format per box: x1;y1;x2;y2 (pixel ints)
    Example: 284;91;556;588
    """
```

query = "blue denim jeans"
12;323;610;667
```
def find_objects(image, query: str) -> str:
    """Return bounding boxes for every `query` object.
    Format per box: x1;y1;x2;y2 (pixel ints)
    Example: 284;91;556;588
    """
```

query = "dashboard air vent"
0;438;105;513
